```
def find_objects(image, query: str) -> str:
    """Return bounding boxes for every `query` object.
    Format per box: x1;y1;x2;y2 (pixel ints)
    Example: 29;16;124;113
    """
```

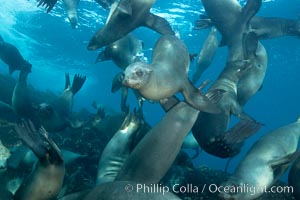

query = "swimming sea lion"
123;35;223;114
11;66;35;120
14;121;65;200
220;117;300;200
38;73;86;132
288;156;300;200
63;0;80;28
192;27;218;84
87;0;175;50
201;0;262;61
0;36;32;74
116;101;199;184
95;34;144;70
237;42;268;106
96;113;140;185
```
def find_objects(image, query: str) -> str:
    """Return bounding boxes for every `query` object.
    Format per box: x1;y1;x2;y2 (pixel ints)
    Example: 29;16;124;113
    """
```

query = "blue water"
0;0;300;182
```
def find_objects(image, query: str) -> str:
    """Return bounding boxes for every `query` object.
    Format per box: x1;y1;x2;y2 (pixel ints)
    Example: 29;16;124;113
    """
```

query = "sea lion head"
38;103;54;119
122;62;153;89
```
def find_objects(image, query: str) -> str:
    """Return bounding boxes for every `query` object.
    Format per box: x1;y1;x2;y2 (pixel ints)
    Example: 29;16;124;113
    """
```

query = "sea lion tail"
14;120;63;163
70;74;86;95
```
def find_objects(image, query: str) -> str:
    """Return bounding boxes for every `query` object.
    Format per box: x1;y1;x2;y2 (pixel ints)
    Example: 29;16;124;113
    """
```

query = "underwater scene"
0;0;300;199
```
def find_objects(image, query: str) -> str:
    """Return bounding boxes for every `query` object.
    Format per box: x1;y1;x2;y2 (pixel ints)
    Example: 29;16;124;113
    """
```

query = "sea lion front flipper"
117;0;132;16
95;49;111;63
144;13;175;35
121;87;129;113
194;19;213;30
70;74;86;95
111;72;124;93
37;0;58;13
243;31;259;59
240;0;262;26
183;80;224;113
224;119;263;145
269;150;300;171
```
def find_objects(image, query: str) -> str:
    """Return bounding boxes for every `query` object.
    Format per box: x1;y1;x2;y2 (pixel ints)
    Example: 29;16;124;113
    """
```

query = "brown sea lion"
123;35;223;114
14;121;65;200
220;118;300;200
87;0;175;50
37;73;86;132
0;36;32;74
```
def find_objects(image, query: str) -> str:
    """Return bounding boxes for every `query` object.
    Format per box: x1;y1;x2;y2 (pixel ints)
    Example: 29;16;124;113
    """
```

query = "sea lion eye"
135;70;144;77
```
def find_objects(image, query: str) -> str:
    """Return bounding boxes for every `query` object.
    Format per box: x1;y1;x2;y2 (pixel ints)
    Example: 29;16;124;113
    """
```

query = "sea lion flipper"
121;87;129;113
240;0;262;25
37;0;58;13
243;31;259;58
95;50;111;63
65;72;70;89
269;150;300;170
182;81;223;113
70;74;86;95
111;72;124;93
224;120;263;145
117;0;132;16
194;19;213;30
144;13;175;35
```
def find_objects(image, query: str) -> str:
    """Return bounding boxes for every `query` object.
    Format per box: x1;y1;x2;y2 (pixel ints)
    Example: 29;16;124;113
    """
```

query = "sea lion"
63;0;80;29
14;121;65;200
11;66;35;120
201;0;262;61
237;42;268;106
96;113;140;185
95;34;144;70
195;16;300;40
220;117;300;200
192;27;218;84
0;36;32;74
116;101;199;184
37;0;58;13
87;0;175;50
288;156;300;200
38;73;86;132
122;35;223;114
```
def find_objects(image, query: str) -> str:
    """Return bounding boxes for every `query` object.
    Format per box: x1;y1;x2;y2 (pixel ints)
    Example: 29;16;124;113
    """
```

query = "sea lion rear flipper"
111;72;124;93
70;74;86;95
223;119;263;145
144;13;175;35
14;120;63;162
159;96;181;112
194;19;213;30
117;0;132;16
269;150;300;171
37;0;58;13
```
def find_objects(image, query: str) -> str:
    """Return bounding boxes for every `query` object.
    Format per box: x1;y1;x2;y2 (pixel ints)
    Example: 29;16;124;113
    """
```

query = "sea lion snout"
38;103;54;117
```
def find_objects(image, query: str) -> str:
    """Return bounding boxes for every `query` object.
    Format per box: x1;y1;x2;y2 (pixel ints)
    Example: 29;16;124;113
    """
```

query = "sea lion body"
237;42;268;106
192;27;218;83
96;114;140;185
123;35;221;114
95;34;144;69
0;37;32;74
63;0;79;28
221;118;300;200
87;0;174;50
38;74;86;132
14;122;65;200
